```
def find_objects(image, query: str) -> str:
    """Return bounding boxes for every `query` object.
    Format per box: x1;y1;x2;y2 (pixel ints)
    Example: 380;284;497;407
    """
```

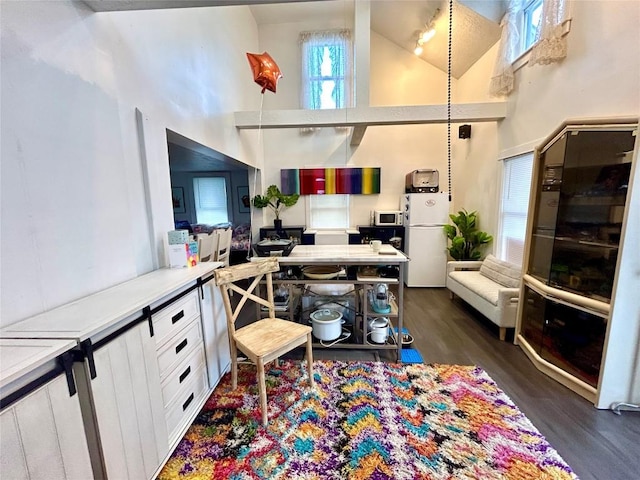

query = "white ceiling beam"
351;0;371;145
234;102;507;129
350;126;368;146
354;0;370;109
82;0;321;12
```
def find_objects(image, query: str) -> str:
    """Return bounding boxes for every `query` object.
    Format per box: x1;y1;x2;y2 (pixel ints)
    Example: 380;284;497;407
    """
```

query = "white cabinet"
78;320;167;479
0;264;229;479
76;289;213;479
0;339;93;480
0;375;94;480
199;282;231;389
151;290;209;446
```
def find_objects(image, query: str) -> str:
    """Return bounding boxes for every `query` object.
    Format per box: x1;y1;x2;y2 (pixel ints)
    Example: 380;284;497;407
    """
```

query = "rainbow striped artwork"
280;167;380;195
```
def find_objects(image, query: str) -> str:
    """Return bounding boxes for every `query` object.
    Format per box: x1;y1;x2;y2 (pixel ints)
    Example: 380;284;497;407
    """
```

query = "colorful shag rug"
158;361;578;480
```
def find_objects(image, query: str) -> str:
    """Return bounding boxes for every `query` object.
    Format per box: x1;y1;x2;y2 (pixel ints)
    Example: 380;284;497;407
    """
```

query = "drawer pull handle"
172;310;185;324
182;393;194;411
179;366;191;383
175;339;188;354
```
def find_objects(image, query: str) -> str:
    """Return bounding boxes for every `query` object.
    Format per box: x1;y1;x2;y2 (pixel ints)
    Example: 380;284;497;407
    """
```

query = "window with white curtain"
521;0;543;53
497;153;534;266
193;176;229;225
299;30;353;111
308;194;349;229
489;0;569;97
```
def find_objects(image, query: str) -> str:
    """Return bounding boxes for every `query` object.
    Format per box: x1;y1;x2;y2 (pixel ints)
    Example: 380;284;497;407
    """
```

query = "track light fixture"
414;8;440;56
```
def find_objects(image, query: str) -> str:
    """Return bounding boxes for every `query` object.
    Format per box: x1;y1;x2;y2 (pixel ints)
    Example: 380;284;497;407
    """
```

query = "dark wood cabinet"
527;128;634;302
517;118;638;406
259;225;315;245
521;285;606;388
350;226;405;252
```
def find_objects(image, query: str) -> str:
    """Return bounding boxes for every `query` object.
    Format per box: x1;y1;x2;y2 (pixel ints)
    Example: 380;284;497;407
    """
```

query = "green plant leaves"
443;209;493;261
251;185;299;219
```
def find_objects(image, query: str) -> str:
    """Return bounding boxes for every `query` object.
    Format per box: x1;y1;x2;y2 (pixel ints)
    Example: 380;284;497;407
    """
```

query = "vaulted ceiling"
83;0;507;166
84;0;506;78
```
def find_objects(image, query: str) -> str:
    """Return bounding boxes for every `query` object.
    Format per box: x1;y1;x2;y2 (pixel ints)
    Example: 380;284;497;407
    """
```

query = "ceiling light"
421;28;436;43
414;8;440;53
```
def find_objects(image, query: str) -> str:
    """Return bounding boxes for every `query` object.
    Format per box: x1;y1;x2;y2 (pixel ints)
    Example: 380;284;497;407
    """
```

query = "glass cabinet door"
539;298;608;388
521;285;607;388
520;286;546;354
527;127;636;302
528;133;566;282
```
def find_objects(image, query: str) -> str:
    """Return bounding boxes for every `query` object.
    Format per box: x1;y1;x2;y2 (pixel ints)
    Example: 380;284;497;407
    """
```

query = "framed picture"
237;186;251;213
172;187;186;214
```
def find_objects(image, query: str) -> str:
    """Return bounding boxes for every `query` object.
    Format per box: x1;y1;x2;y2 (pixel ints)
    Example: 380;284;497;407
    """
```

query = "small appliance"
369;283;391;314
309;309;344;341
373;210;403;226
367;317;390;343
405;169;439;193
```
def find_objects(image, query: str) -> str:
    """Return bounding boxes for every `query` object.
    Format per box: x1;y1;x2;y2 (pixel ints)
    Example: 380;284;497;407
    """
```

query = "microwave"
374;210;403;226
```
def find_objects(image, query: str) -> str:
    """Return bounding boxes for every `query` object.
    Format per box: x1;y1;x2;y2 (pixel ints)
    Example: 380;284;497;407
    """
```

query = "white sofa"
446;255;521;341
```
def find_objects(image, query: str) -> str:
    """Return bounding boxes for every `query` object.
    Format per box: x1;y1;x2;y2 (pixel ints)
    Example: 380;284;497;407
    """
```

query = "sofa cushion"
479;254;521;288
449;270;501;306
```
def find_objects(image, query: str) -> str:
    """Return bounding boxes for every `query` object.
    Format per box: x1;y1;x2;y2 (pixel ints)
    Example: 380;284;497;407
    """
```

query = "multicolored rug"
158;361;578;479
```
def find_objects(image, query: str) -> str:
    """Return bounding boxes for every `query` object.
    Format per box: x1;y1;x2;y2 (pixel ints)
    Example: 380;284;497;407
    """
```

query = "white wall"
455;42;501;242
458;0;640;408
0;1;260;326
254;24;463;228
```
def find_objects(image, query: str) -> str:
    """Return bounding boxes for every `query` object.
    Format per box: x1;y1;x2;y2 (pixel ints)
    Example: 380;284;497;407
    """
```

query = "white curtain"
529;0;569;66
488;0;523;97
299;29;353;133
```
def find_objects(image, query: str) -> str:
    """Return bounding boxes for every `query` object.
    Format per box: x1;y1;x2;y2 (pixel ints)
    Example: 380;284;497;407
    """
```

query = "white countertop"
0;263;220;342
271;244;408;264
0;338;77;390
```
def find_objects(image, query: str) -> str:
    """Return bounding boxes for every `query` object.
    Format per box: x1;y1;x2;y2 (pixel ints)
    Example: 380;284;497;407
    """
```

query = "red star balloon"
246;51;283;94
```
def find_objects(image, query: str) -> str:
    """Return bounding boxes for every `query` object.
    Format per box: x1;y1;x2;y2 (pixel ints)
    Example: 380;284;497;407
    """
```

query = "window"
300;30;352;111
521;0;543;53
497;153;534;266
192;176;229;225
308;194;349;229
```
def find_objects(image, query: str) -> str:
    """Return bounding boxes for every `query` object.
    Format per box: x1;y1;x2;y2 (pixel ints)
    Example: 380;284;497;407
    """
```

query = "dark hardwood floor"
287;287;639;480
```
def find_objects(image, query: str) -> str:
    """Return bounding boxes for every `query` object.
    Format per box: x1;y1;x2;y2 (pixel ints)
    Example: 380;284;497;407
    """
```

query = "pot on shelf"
309;309;344;341
367;317;390;343
389;236;402;249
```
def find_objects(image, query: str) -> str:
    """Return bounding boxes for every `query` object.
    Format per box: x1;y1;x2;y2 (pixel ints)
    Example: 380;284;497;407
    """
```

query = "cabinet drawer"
165;366;208;443
153;291;200;348
157;321;203;379
161;346;206;408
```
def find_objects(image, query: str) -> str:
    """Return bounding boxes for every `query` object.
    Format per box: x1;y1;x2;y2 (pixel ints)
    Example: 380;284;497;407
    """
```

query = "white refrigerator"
401;192;450;287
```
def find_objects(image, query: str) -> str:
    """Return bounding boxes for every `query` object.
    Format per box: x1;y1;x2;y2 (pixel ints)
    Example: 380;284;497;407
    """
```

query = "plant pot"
274;219;283;230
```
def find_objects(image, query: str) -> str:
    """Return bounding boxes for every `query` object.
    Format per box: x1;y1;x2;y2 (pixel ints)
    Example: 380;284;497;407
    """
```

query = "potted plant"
443;209;493;260
252;184;299;229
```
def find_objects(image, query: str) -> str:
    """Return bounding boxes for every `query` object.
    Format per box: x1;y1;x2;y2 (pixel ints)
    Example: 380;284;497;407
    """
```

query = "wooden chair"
196;233;217;262
214;257;314;426
214;228;232;266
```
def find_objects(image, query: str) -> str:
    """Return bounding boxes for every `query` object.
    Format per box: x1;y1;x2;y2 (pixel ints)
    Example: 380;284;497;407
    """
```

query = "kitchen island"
253;244;409;361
